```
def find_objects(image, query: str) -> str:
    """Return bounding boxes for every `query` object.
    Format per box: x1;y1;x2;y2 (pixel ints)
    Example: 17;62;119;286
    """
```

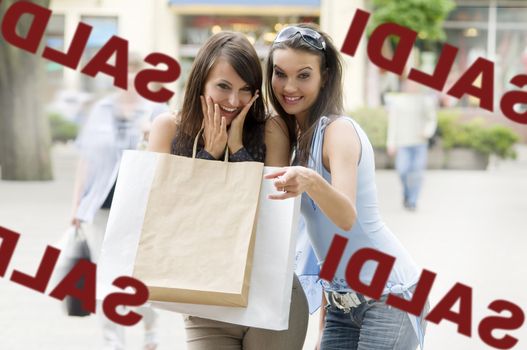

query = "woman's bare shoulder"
152;111;178;129
148;111;179;152
264;114;291;166
265;114;289;138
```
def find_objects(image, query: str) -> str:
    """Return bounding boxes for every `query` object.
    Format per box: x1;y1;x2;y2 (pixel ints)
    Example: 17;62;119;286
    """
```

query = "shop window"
180;15;318;56
496;29;527;99
497;5;527;22
447;6;489;22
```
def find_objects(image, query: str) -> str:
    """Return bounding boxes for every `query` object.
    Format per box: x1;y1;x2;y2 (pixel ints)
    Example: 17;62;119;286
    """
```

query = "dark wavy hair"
173;32;266;156
265;23;343;165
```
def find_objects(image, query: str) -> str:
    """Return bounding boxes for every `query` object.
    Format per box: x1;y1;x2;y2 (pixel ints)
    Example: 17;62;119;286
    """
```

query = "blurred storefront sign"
168;0;319;15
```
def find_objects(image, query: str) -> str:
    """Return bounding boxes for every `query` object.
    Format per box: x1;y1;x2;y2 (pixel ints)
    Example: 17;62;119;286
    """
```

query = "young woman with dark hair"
148;31;308;350
265;24;428;350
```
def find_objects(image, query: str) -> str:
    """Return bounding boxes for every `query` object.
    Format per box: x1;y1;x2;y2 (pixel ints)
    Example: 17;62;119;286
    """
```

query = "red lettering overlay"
5;3;522;122
135;52;182;103
11;245;60;293
345;248;395;299
479;300;525;349
1;0;51;53
500;75;527;124
341;8;370;57
42;21;92;69
49;259;97;313
386;269;436;316
81;36;129;89
319;234;395;300
0;226;20;277
367;22;417;76
0;0;180;103
340;8;527;124
103;276;149;326
426;283;473;336
319;234;524;349
0;226;149;326
408;43;458;91
447;57;495;111
319;233;348;281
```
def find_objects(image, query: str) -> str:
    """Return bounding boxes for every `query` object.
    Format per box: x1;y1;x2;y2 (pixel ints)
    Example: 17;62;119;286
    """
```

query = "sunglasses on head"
274;26;326;51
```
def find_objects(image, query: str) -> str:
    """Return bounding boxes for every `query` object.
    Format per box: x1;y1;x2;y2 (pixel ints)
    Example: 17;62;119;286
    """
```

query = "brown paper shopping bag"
98;153;299;329
132;133;263;307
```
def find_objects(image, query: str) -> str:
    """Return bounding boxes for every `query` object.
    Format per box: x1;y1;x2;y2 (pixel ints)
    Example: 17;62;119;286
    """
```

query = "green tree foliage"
49;113;78;143
352;107;388;148
351;107;520;160
369;0;455;41
438;111;519;159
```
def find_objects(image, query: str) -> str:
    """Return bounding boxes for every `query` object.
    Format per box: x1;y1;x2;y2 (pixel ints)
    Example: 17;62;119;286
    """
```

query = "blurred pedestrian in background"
385;77;437;211
71;54;168;350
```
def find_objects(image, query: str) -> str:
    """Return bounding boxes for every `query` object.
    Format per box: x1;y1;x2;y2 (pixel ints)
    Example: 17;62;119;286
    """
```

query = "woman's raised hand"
201;95;228;159
227;91;259;154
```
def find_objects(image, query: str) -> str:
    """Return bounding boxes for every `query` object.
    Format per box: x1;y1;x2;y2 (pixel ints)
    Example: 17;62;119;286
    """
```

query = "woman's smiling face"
203;57;253;125
271;47;324;123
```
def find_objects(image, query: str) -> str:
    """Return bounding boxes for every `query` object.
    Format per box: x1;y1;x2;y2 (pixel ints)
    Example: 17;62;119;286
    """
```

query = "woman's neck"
295;111;309;132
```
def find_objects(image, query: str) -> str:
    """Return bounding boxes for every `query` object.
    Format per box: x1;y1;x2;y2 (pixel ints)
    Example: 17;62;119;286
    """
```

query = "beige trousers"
184;275;309;350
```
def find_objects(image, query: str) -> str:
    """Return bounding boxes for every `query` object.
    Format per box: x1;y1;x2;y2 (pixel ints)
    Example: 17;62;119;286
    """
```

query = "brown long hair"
265;23;343;166
173;32;266;155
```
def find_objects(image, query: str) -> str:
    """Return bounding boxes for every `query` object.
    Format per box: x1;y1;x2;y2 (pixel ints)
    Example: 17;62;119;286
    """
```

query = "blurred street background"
2;0;527;349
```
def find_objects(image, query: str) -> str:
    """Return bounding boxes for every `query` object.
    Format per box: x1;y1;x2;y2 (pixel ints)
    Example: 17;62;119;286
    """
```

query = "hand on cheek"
200;95;228;159
227;91;259;154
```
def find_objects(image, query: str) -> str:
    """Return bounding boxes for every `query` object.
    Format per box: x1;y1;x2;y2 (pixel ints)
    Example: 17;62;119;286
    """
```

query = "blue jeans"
395;144;428;208
320;297;428;350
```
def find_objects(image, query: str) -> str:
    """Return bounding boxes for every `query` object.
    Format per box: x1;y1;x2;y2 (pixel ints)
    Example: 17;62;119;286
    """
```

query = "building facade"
46;0;527;115
48;0;365;112
442;0;527;108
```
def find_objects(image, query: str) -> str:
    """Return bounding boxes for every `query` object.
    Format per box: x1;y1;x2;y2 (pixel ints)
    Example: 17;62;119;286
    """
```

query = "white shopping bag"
97;150;300;330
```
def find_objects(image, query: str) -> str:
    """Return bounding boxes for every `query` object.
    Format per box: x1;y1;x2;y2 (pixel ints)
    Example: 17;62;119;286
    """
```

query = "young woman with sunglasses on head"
265;24;428;350
148;31;308;350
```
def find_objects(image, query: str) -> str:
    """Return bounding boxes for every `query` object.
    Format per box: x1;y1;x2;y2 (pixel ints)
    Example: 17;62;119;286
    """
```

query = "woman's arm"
264;116;291;167
71;158;87;228
266;119;360;231
147;112;178;153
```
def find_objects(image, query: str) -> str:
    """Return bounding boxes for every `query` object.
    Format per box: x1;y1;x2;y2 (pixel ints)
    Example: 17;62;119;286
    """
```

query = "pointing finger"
264;169;287;180
268;191;297;200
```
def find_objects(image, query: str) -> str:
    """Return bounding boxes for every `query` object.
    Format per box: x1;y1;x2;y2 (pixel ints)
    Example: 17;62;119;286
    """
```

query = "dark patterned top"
170;123;266;163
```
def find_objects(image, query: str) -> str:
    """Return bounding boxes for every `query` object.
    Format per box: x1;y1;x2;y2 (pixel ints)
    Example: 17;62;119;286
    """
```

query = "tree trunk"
0;0;53;180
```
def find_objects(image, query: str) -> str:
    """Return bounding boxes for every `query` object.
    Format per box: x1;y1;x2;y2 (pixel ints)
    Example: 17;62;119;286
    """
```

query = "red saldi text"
320;234;525;350
0;0;181;103
0;226;148;326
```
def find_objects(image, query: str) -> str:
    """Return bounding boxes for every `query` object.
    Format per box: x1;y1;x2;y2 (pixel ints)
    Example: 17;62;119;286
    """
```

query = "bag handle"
192;127;229;162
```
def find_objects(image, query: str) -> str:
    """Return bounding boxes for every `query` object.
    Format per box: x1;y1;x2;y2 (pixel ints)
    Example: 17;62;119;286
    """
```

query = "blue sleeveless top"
296;116;424;348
